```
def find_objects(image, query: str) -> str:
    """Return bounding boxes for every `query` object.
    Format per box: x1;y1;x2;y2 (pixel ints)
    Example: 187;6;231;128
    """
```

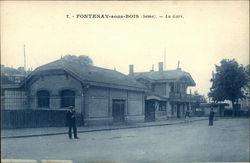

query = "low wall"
1;109;83;129
125;115;144;123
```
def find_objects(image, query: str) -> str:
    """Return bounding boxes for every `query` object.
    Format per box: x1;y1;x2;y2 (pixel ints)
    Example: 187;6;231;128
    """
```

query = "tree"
244;64;250;105
193;90;207;108
208;59;248;116
62;55;93;66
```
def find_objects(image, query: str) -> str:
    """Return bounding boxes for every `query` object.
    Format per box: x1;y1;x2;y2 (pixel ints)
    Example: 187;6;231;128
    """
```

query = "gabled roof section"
133;70;196;86
25;59;147;91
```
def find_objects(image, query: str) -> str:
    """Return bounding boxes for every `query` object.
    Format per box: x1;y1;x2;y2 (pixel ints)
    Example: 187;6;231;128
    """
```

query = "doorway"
145;100;156;121
177;104;180;118
112;99;125;122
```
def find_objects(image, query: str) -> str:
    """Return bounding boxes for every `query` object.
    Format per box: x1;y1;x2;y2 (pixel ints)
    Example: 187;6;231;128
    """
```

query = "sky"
1;1;249;97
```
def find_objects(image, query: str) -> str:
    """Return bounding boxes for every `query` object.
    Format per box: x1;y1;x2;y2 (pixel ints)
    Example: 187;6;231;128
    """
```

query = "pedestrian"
185;109;190;123
209;107;215;126
66;106;80;139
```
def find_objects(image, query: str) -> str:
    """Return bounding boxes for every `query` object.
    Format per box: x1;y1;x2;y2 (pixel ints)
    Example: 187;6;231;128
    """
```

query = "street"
2;118;249;163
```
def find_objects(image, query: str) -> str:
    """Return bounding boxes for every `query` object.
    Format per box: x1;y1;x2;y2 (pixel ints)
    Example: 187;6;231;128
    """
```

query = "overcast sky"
1;1;249;96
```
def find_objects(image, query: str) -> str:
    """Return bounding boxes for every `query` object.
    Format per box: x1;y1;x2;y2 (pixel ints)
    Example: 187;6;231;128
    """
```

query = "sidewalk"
1;117;208;139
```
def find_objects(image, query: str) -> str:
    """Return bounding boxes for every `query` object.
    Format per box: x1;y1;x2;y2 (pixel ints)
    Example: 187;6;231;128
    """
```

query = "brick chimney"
129;64;134;75
158;62;163;72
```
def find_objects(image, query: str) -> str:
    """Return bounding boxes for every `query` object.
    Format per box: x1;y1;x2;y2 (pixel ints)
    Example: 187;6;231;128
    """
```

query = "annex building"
129;62;196;121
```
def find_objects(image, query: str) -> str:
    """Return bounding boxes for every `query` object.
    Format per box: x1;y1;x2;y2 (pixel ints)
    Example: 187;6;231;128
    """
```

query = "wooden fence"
1;109;84;129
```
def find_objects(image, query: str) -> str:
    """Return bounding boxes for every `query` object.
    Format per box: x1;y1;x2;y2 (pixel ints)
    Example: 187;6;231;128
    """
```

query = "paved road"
2;118;249;163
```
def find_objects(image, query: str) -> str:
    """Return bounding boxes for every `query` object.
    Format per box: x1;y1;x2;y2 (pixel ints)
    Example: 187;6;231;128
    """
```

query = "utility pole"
24;45;26;74
23;44;27;108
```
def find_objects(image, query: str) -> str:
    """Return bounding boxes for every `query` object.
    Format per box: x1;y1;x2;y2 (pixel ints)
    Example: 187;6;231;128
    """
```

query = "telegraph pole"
23;44;27;108
23;45;27;94
24;45;26;74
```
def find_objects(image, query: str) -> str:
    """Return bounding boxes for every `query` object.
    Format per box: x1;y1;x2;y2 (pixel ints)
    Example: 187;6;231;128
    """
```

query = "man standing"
66;106;80;139
185;109;190;123
209;107;215;126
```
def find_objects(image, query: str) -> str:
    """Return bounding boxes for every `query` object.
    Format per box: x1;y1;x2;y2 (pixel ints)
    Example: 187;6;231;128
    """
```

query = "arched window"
37;90;50;108
60;90;75;108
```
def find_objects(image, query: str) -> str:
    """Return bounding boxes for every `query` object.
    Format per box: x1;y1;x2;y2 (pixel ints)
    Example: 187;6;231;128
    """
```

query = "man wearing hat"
209;107;215;126
66;106;80;139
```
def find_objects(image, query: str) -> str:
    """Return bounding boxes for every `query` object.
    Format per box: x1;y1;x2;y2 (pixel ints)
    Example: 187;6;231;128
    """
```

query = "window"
37;90;50;108
171;104;174;115
170;83;174;92
177;83;180;93
159;101;166;111
60;90;75;108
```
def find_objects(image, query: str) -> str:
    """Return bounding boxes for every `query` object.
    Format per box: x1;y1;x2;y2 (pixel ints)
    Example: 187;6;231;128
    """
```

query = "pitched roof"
132;70;196;86
26;59;146;91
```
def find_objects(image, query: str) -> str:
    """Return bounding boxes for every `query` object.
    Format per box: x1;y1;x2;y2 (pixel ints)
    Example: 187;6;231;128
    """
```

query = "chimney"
158;62;163;72
177;60;181;70
129;64;134;75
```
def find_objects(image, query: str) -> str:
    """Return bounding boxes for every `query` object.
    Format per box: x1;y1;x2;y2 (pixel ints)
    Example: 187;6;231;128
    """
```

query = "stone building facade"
1;58;197;127
1;58;146;126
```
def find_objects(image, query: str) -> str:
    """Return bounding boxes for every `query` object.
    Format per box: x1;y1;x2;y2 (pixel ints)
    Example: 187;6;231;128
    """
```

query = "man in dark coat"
185;109;190;123
209;107;215;126
66;106;79;139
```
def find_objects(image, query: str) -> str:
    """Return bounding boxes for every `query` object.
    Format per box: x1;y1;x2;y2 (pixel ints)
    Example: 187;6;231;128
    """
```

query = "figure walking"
66;106;80;139
209;107;215;126
185;109;190;123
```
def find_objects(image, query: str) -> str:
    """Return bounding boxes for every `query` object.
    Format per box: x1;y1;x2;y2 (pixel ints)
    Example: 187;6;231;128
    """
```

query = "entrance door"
177;104;180;118
112;99;125;122
145;100;155;121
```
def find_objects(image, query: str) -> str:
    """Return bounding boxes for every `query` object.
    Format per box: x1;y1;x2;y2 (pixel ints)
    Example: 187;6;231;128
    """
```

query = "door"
177;104;180;118
112;99;125;122
145;100;155;121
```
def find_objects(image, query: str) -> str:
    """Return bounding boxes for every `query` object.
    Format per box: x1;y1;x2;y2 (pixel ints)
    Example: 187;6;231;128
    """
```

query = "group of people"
66;106;216;139
185;107;215;126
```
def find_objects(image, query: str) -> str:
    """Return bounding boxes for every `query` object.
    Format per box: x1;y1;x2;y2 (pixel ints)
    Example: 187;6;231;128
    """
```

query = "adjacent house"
129;62;196;121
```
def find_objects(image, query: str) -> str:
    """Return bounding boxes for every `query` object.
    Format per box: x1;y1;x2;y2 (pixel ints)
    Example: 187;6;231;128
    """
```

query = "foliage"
193;90;207;108
1;65;27;84
245;64;250;99
208;59;248;106
1;65;25;75
62;55;93;66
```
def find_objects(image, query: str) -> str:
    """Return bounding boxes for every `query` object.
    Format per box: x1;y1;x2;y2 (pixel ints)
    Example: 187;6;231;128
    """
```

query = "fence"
1;109;83;129
224;109;250;117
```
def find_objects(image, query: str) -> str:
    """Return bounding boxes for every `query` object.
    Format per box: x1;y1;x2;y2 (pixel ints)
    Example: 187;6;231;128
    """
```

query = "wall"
165;84;171;98
85;86;145;125
86;87;109;118
3;90;27;110
29;73;83;113
153;83;166;96
28;71;145;126
127;91;145;122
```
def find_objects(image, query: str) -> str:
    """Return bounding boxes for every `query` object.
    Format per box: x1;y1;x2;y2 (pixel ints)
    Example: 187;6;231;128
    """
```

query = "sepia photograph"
1;1;249;163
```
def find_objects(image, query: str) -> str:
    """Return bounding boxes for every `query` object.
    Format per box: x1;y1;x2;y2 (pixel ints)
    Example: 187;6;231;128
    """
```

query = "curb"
41;160;73;163
1;118;207;139
1;159;73;163
1;159;38;163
